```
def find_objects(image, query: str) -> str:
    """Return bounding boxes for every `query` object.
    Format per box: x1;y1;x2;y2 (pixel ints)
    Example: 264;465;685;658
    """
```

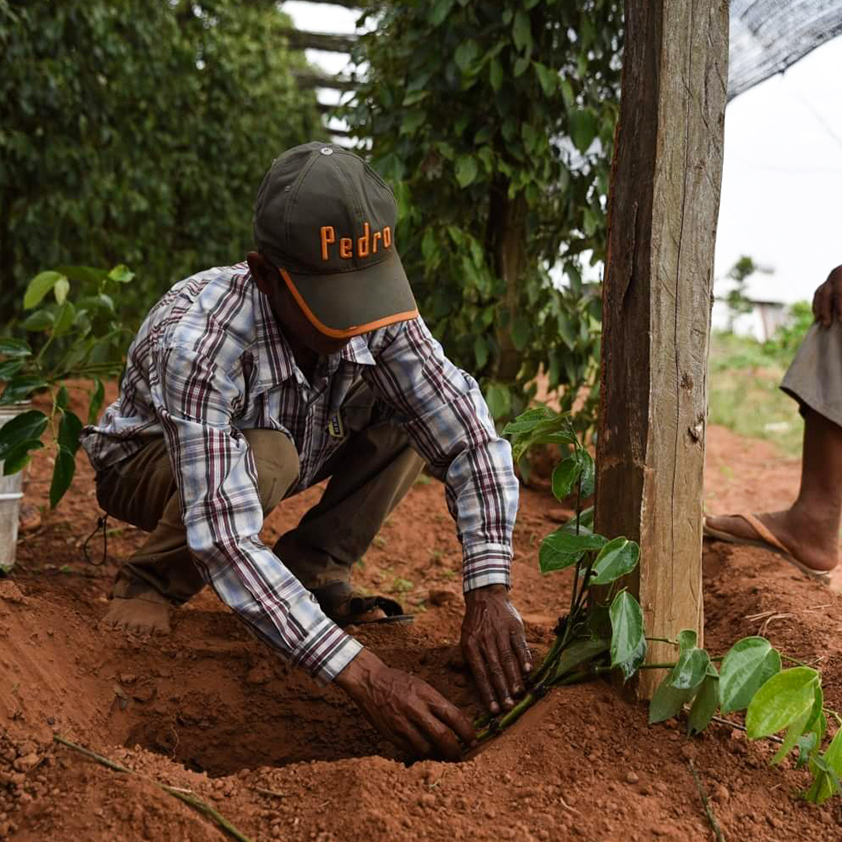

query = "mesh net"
729;0;842;100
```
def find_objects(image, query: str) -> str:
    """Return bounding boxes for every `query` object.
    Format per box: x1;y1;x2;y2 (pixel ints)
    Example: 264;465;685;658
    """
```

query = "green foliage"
0;266;134;507
482;407;842;806
0;0;322;321
345;0;621;428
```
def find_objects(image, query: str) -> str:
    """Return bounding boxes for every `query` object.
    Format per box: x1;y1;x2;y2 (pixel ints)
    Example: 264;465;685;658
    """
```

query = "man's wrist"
334;646;379;693
464;583;509;603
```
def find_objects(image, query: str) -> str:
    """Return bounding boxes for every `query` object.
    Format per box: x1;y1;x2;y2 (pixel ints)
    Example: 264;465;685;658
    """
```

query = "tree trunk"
594;0;729;697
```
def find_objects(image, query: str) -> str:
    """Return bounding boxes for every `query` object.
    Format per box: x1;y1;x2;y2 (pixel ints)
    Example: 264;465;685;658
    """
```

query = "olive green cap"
253;142;418;338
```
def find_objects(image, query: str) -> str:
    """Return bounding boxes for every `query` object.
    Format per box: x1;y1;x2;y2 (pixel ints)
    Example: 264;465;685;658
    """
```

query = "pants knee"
242;429;300;513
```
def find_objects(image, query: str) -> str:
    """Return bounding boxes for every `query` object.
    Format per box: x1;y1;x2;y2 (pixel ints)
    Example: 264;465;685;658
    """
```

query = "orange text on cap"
320;223;392;261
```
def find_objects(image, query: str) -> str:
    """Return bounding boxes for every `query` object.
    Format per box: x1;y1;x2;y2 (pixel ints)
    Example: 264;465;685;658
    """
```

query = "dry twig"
54;735;253;842
688;759;727;842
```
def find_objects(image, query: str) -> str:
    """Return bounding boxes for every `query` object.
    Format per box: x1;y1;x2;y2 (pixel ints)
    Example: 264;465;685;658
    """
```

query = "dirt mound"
3;403;842;841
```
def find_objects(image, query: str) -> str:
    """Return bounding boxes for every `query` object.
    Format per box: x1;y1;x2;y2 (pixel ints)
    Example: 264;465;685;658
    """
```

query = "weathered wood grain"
595;0;729;697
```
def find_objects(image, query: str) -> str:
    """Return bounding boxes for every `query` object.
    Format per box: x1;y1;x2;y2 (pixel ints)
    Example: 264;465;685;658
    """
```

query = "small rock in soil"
625;771;640;784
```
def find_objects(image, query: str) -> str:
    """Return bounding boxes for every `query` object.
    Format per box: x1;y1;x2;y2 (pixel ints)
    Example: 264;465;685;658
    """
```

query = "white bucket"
0;404;29;574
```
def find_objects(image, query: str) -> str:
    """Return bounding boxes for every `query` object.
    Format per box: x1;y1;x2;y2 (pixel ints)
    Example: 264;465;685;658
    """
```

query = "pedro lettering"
320;223;392;262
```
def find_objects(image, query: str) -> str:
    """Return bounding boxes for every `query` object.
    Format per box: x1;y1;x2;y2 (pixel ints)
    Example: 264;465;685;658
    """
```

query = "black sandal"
310;580;414;627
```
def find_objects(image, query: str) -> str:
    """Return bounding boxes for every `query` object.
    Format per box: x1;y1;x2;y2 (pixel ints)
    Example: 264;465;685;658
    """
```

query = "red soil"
2;390;841;841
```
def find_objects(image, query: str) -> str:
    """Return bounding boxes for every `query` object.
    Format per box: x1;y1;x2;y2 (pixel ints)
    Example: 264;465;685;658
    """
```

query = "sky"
284;2;842;307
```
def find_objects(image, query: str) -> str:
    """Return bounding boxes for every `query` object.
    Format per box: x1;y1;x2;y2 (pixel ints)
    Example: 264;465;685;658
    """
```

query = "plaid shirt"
81;263;519;683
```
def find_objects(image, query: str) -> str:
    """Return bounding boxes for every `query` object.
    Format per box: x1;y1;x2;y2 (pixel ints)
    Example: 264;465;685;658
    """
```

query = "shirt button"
320;147;333;156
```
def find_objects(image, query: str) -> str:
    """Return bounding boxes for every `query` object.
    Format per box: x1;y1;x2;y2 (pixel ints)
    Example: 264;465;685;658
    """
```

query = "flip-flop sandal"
310;580;415;627
703;512;831;585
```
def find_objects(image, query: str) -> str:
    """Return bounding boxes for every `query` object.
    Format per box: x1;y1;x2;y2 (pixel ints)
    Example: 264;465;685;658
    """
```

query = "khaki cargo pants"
94;383;425;605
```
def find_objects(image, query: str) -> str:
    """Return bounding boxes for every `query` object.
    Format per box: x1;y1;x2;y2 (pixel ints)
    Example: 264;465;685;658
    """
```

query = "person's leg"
706;321;842;572
706;407;842;571
274;382;425;612
96;429;299;632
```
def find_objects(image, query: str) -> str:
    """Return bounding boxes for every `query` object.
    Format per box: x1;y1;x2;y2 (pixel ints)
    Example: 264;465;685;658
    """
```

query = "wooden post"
594;0;729;697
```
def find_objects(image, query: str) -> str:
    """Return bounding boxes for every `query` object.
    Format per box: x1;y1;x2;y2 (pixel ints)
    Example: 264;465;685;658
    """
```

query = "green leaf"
473;335;489;370
609;591;647;681
569;108;598;154
677;630;697;652
49;445;76;508
0;360;24;382
551;455;581;501
687;671;719;736
485;383;511;419
55;265;108;285
0;410;49;460
576;449;595;497
668;648;711;691
552;637;609;682
3;439;45;474
512;10;532;53
53;275;70;305
513;56;530;78
796;731;819;770
87;379;105;425
429;0;455;27
772;706;813;766
0;375;49;405
24;271;65;309
454;40;479;73
402;89;429;107
107;264;134;284
719;636;782;713
560;505;595;535
533;62;557;97
489;58;504;92
539;528;606;574
400;110;425;136
22;310;55;332
650;673;697;724
511;316;530;351
591;537;640;585
804;752;841;805
0;338;33;358
745;666;820;740
455;155;478;187
58;410;83;455
56;386;68;411
53;302;76;336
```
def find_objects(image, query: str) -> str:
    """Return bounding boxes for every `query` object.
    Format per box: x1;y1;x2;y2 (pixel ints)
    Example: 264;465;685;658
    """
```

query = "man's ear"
247;251;276;296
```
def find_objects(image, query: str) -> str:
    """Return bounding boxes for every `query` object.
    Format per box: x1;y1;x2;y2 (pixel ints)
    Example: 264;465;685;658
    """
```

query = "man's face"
248;252;352;356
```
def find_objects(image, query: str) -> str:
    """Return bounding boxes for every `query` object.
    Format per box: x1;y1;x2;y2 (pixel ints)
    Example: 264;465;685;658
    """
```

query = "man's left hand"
461;584;532;714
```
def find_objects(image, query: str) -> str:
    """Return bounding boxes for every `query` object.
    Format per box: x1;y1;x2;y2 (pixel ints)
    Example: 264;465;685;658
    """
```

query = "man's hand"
812;266;842;327
335;648;475;759
461;584;531;714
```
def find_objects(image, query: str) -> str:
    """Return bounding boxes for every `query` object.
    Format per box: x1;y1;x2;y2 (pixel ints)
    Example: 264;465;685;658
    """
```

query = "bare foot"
706;510;838;572
101;596;172;635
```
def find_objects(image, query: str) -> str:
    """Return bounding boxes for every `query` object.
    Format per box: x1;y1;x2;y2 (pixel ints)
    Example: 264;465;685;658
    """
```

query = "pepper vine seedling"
478;406;842;805
0;266;135;507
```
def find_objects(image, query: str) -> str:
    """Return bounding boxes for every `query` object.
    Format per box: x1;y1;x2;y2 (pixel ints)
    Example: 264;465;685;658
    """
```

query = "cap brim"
279;249;418;339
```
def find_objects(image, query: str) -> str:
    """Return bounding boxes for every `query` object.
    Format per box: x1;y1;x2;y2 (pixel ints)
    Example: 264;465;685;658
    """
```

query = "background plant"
345;0;622;432
0;0;321;322
487;406;842;805
0;266;136;507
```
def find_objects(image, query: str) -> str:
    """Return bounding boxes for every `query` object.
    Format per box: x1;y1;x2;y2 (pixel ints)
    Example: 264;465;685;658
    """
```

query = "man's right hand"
334;648;476;760
813;265;842;326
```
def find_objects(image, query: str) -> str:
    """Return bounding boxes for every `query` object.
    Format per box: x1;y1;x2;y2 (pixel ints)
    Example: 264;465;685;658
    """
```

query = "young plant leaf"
0;410;49;460
3;439;45;474
719;636;782;713
24;271;65;309
668;648;711;691
49;445;76;508
796;731;819;770
560;505;595;535
772;707;814;766
609;591;647;681
677;630;697;652
745;666;819;740
551;455;582;501
0;360;24;381
590;537;640;585
58;410;83;455
687;670;720;736
804;753;841;805
0;338;33;358
0;375;49;405
649;672;697;724
107;264;134;284
576;450;595;497
87;378;105;425
552;637;609;683
539;529;606;574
